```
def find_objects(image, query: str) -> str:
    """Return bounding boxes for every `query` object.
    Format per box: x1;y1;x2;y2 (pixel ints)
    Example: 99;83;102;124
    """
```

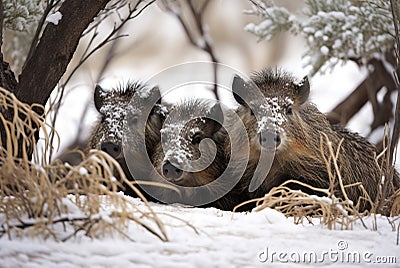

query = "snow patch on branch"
46;11;63;25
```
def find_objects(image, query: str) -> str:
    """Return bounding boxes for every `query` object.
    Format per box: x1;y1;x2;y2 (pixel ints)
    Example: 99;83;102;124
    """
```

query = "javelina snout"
152;99;225;188
162;160;183;181
101;141;122;159
259;130;281;150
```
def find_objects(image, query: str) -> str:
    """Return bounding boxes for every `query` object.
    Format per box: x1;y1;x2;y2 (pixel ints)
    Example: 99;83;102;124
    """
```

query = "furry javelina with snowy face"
150;99;247;210
232;68;399;212
88;82;167;194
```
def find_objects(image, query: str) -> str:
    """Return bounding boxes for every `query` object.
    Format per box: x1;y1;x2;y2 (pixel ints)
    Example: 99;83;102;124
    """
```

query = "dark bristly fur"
87;81;167;196
232;68;400;213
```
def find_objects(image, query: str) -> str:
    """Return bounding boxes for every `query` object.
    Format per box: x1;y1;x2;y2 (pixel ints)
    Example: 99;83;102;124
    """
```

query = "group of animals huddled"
85;68;400;213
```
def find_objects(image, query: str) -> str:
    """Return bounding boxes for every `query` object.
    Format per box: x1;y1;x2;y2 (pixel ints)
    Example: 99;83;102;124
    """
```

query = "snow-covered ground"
1;195;399;267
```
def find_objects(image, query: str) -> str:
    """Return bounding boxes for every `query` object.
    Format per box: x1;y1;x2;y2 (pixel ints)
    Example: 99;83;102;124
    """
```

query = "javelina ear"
208;102;224;133
294;76;310;104
232;75;249;107
150;86;162;104
148;87;164;131
94;85;106;112
152;86;161;104
149;86;162;115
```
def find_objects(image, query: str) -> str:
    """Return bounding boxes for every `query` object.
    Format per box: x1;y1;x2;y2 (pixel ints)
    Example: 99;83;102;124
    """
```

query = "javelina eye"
128;116;138;126
191;133;202;145
286;106;293;115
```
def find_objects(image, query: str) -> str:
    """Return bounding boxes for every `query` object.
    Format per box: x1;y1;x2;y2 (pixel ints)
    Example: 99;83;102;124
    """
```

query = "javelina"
150;99;247;210
88;81;167;195
232;68;399;212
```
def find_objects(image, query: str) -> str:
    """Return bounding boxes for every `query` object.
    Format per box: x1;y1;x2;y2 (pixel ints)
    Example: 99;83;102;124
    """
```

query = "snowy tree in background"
245;0;396;75
2;0;47;73
3;0;45;31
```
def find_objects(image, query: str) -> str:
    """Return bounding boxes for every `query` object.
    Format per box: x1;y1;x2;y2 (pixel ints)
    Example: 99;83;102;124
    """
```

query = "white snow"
161;122;192;165
78;167;88;176
0;196;399;267
99;104;126;140
157;104;169;116
320;46;329;55
333;39;342;49
256;96;292;133
137;86;153;99
46;11;62;25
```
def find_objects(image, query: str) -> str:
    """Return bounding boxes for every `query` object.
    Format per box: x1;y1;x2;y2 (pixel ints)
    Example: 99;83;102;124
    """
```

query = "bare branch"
187;0;219;100
62;0;155;89
199;0;211;15
163;0;220;100
327;59;396;126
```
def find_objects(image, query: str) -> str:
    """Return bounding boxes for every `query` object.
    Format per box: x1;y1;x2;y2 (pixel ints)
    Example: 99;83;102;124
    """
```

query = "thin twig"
82;0;127;37
163;0;220;100
61;0;150;88
187;0;219;100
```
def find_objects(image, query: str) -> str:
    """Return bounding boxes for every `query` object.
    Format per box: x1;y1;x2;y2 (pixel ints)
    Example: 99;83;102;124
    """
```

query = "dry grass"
235;132;400;230
0;87;168;241
376;124;400;217
235;180;363;230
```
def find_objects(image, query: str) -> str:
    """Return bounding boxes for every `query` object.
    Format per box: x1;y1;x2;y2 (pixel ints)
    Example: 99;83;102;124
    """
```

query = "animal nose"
101;142;122;158
162;161;183;181
260;130;281;149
